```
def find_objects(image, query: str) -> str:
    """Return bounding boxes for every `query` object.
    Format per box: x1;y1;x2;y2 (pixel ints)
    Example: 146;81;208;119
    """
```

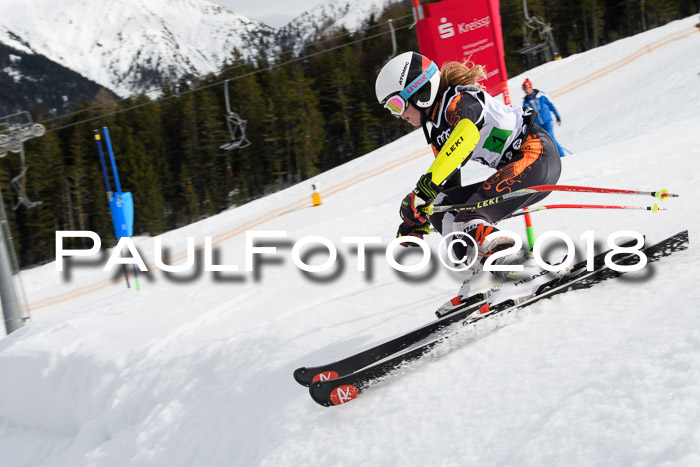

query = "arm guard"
420;119;480;193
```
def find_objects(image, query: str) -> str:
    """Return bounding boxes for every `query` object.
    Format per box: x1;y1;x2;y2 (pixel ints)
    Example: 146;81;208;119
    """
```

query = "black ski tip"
308;382;334;407
295;366;344;387
293;367;312;387
309;380;361;407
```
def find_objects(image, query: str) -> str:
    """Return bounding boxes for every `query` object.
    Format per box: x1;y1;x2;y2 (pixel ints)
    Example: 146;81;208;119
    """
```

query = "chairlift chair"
220;79;251;151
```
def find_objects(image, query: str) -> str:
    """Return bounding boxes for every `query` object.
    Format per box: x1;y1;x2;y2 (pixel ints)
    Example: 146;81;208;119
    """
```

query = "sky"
212;0;321;28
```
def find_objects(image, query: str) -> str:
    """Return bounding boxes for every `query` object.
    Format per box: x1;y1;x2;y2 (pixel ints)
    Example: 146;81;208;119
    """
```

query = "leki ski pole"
508;203;665;218
421;184;677;215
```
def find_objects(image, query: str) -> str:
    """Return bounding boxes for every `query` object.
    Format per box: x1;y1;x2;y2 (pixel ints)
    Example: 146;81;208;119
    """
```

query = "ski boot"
435;221;516;318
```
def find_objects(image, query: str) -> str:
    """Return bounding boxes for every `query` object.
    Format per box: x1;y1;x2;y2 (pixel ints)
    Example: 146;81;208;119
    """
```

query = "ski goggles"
384;95;408;116
382;61;439;117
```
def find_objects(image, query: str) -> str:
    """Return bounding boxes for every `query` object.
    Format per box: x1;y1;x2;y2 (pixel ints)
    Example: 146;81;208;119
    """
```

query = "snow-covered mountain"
0;41;114;116
0;15;699;467
0;0;277;97
277;0;406;55
0;0;404;98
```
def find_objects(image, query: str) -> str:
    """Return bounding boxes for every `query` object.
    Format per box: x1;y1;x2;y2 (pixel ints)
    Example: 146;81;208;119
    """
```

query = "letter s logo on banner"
438;17;455;39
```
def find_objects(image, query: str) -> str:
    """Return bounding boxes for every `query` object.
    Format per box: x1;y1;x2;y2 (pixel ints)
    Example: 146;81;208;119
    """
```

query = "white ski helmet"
375;51;441;114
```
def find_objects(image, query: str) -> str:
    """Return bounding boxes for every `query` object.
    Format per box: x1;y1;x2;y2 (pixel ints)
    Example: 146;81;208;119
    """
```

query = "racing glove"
397;221;431;247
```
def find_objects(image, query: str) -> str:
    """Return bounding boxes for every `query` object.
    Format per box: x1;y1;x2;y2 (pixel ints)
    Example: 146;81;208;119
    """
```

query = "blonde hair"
439;59;487;92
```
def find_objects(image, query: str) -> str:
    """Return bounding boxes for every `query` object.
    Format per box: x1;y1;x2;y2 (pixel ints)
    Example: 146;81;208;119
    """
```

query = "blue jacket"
523;90;560;126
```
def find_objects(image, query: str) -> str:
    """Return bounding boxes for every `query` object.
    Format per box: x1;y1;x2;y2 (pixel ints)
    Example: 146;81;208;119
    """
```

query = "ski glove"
400;190;429;226
556;117;562;126
397;221;431;247
399;174;440;226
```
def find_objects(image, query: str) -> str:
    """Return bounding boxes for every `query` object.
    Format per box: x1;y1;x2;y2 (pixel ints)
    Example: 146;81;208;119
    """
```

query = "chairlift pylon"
220;79;251;151
387;19;398;60
519;0;560;63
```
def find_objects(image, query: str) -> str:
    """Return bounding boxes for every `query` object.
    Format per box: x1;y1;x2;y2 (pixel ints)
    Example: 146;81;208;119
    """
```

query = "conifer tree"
274;63;325;181
119;129;166;235
195;86;229;212
222;57;278;201
179;91;202;221
16;128;66;265
67;129;91;236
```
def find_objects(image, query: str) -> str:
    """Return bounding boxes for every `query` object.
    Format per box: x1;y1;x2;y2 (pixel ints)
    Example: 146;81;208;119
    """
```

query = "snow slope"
1;16;699;467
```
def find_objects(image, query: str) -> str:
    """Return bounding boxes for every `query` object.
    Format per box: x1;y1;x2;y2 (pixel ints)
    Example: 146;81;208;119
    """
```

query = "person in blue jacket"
522;78;566;157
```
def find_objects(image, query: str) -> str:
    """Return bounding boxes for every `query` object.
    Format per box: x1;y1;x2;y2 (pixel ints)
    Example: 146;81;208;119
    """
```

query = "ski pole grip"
421;205;435;216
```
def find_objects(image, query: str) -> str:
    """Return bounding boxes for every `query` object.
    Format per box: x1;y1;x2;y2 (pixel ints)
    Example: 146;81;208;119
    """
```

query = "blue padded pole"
102;127;122;193
93;130;113;193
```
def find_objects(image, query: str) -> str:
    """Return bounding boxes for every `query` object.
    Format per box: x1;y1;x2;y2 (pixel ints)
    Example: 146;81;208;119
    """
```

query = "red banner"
414;0;510;103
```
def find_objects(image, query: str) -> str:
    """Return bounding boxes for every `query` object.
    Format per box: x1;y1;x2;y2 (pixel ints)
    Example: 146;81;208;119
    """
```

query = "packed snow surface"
1;16;700;467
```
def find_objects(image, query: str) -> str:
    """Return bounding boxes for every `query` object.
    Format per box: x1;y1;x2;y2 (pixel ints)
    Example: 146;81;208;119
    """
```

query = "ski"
294;237;638;388
307;230;689;407
293;292;490;387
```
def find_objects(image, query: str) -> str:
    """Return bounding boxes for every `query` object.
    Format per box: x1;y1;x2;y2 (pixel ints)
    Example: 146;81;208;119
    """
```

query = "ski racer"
375;52;562;306
522;78;565;157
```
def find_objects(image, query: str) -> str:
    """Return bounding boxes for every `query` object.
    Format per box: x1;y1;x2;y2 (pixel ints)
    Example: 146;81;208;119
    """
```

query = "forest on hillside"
1;0;696;267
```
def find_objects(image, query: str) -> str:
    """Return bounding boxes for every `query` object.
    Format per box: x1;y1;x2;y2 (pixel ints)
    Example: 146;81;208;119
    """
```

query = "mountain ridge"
0;0;405;99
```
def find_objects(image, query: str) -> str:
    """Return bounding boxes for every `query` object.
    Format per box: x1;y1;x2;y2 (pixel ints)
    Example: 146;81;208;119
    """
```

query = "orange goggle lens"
384;95;406;116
